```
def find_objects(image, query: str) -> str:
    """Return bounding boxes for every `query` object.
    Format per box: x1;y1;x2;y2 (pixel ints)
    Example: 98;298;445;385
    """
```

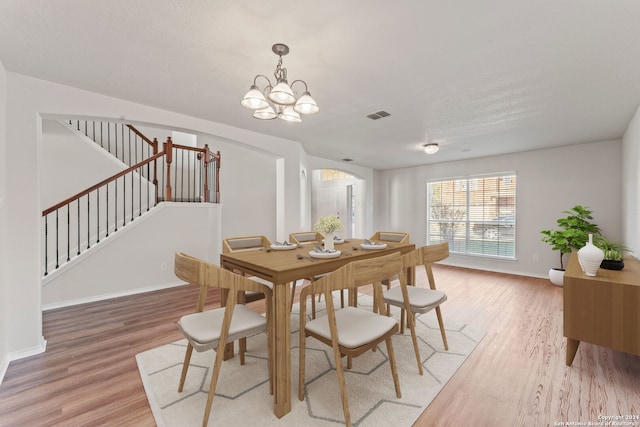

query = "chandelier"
241;43;319;123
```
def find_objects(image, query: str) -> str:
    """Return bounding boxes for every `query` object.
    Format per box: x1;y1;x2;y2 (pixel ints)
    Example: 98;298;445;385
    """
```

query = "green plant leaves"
540;205;601;269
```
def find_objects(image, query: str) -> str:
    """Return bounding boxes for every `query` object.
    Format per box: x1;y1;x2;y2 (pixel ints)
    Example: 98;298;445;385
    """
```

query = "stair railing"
67;120;157;170
161;137;221;203
42;132;221;276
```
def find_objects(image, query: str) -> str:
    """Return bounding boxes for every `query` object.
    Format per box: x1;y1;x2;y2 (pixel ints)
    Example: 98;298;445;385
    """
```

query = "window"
427;173;516;259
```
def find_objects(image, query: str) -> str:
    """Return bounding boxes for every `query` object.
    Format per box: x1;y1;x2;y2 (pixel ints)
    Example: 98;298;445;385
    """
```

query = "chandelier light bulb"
268;80;296;105
293;92;319;115
253;105;277;120
279;106;302;123
240;85;268;110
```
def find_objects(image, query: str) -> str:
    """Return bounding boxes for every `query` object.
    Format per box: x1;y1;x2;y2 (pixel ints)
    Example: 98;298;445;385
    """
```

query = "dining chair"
367;231;410;313
222;235;273;304
298;252;402;427
383;243;449;375
174;252;273;427
224;235;305;317
369;231;410;244
289;231;345;314
289;231;324;245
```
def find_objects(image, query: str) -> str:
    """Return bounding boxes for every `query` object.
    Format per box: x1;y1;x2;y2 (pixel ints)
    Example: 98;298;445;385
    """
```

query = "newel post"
152;138;159;203
164;137;173;202
215;151;221;203
203;144;211;202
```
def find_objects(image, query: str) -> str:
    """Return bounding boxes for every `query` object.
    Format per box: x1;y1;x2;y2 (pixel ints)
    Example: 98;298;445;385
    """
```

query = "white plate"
309;250;341;259
270;243;297;251
323;238;345;244
360;242;387;250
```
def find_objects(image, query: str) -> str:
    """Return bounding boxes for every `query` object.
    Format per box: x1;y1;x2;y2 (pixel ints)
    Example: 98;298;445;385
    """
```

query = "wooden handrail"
171;141;221;161
126;125;157;149
42;152;164;216
42;132;222;216
42;123;222;276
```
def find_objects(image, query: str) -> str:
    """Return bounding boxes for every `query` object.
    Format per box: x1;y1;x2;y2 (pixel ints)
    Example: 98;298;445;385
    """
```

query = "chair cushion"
379;232;405;242
294;233;318;242
178;305;267;352
248;276;273;288
228;237;263;250
384;286;447;314
305;306;398;349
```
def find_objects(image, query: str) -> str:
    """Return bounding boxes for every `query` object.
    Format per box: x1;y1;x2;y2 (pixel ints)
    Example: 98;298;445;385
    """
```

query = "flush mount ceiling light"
241;43;319;123
423;143;439;154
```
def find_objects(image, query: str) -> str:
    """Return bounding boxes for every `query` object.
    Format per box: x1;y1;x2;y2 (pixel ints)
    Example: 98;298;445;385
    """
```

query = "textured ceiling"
1;1;639;170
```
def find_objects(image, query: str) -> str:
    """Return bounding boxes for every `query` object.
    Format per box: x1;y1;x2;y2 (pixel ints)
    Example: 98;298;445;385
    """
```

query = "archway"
310;169;363;238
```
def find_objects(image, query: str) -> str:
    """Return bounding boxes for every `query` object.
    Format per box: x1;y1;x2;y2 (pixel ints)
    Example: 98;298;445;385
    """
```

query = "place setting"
309;244;341;259
359;239;388;250
269;241;298;250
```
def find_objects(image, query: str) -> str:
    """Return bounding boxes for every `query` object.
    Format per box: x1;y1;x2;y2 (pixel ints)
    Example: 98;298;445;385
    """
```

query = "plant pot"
600;259;624;270
549;268;565;287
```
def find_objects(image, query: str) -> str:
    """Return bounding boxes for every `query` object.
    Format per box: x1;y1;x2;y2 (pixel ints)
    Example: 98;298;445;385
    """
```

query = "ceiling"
1;1;639;170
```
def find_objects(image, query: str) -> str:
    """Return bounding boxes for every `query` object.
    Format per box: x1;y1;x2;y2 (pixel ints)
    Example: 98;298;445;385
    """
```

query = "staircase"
42;120;221;276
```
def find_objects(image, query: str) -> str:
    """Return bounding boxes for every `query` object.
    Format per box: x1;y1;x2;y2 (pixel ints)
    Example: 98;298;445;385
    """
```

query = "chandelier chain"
274;56;287;82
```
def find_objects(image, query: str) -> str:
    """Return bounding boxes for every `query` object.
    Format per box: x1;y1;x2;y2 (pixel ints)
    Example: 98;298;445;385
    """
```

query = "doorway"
311;169;362;239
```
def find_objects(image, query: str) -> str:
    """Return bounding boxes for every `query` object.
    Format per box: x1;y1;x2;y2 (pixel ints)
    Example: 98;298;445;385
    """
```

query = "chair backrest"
351;252;403;288
400;243;449;290
299;252;402;316
223;235;272;253
370;231;409;243
175;251;273;311
289;231;323;245
422;242;449;263
175;251;206;287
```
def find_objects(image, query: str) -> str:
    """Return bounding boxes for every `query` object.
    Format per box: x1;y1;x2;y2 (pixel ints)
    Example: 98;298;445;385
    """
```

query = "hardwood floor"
1;266;638;426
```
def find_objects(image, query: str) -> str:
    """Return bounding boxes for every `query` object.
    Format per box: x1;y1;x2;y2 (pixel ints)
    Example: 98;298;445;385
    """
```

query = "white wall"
0;61;9;381
42;203;221;308
197;133;278;241
622;105;640;257
4;73;46;364
375;140;623;277
41;120;127;207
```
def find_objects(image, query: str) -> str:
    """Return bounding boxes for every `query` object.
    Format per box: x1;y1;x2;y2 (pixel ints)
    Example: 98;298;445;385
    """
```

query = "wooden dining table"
219;238;416;418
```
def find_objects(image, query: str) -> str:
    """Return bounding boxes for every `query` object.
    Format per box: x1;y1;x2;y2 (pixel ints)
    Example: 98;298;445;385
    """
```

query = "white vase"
324;232;334;251
577;234;604;276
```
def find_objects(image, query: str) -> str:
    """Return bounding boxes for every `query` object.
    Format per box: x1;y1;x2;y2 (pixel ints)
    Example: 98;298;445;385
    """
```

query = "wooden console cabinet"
563;251;640;366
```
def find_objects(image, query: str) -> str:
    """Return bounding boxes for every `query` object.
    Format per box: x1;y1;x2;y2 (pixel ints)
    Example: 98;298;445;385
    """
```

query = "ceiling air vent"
366;110;391;120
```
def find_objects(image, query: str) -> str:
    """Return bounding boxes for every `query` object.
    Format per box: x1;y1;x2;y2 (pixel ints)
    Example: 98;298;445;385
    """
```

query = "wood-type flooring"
1;265;638;426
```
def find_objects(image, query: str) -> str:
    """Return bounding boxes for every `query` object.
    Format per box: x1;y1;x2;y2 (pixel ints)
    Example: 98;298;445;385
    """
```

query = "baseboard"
9;336;47;361
0;354;8;386
42;281;186;311
1;336;47;385
441;260;549;280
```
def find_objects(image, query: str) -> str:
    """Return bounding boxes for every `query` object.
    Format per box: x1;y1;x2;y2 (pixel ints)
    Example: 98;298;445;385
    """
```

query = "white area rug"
136;295;485;426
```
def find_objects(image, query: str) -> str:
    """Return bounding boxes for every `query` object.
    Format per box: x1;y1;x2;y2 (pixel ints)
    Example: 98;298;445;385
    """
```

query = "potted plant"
540;205;601;286
314;215;343;251
595;236;631;270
